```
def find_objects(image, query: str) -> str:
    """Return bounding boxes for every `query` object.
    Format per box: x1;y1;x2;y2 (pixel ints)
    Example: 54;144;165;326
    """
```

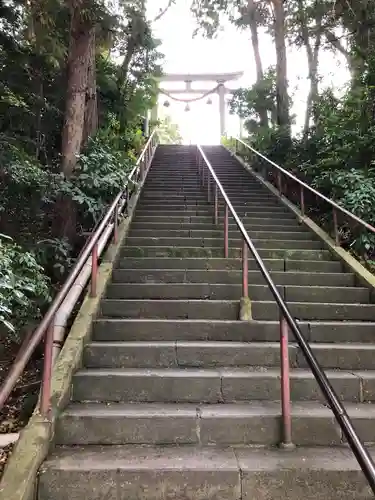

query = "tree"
286;0;323;134
158;115;183;144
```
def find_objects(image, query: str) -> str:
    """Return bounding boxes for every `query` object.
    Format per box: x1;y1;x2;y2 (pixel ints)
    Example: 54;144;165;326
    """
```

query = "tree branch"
153;0;176;22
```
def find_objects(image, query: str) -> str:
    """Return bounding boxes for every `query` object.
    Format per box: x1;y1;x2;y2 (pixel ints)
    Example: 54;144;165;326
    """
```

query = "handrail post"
277;170;282;195
40;320;54;417
140;159;144;182
242;239;248;297
214;184;218;225
279;314;294;449
300;186;305;216
90;242;98;297
202;162;205;187
207;171;211;202
224;203;229;258
113;201;119;244
333;208;340;245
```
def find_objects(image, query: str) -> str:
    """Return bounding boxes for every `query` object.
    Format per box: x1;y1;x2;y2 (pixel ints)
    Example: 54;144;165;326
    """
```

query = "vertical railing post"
139;160;144;182
207;171;211;202
125;185;130;215
202;163;205;187
224;203;229;258
40;320;54;417
300;185;305;216
242;238;248;298
214;185;218;225
279;314;293;449
90;242;98;297
113;202;119;244
333;208;340;245
277;171;282;195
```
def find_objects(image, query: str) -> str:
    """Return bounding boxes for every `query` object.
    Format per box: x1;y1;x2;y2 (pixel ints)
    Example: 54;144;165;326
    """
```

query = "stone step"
132;215;298;225
112;269;354;287
91;319;375;343
116;257;342;273
136;201;284;210
125;237;322;249
71;366;375;403
105;283;368;303
135;208;295;217
55;400;375;447
128;229;314;240
140;194;275;201
38;445;374;500
100;299;375;321
120;246;335;260
84;341;375;370
130;221;305;231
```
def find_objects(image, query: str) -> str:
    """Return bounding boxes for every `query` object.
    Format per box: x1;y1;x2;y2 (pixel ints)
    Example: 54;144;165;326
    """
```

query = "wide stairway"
39;144;375;499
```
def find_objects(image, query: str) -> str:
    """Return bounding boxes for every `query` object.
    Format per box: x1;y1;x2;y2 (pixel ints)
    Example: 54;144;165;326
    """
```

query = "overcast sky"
147;1;349;144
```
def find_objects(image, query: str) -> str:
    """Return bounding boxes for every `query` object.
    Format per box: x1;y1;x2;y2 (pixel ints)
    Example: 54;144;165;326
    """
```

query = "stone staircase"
38;144;375;499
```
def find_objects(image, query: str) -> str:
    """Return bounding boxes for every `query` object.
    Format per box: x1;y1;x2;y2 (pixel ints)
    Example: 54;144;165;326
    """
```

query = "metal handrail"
196;144;375;494
0;130;159;415
231;137;375;245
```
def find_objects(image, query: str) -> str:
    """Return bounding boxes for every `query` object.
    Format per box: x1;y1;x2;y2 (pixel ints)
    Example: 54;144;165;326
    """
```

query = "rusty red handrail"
230;137;375;243
196;145;375;493
0;130;159;416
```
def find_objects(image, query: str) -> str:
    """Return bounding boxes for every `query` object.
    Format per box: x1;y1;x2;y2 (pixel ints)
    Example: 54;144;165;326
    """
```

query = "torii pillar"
218;82;226;137
154;72;243;138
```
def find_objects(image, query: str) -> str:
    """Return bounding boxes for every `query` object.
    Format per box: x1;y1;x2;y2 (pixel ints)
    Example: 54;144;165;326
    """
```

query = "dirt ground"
0;337;41;477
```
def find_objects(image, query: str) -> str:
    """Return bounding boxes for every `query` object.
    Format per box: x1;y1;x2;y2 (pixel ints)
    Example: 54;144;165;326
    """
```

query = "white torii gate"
150;71;243;137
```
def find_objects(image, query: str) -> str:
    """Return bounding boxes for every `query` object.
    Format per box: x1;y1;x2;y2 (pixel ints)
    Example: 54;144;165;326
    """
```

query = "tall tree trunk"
247;0;268;128
297;0;322;135
82;28;98;147
270;0;290;136
61;3;92;177
56;1;93;242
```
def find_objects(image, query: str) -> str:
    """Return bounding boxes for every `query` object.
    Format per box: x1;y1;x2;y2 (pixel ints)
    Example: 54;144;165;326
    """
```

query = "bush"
0;234;50;337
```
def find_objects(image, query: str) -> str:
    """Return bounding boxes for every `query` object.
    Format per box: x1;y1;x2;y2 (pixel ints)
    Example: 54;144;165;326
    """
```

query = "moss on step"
239;296;253;321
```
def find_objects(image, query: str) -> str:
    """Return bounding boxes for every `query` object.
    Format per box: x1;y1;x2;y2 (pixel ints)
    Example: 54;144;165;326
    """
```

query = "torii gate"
150;71;243;138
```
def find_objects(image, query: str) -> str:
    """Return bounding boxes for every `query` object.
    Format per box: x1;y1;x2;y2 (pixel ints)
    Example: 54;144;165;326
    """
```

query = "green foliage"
0;0;162;340
35;238;73;281
230;68;278;129
157;115;182;144
0;235;50;336
235;47;375;259
62;136;135;226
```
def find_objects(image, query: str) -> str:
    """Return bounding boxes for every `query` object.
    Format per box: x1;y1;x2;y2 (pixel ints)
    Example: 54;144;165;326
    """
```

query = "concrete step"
125;236;323;249
132;215;298;225
136;201;284;210
135;209;295;218
106;283;368;303
84;341;375;370
130;221;306;231
71;366;375;403
112;269;354;287
101;299;239;319
55;400;375;446
140;195;275;202
38;445;374;500
120;245;335;260
128;229;315;240
116;257;342;273
100;299;375;321
91;319;375;343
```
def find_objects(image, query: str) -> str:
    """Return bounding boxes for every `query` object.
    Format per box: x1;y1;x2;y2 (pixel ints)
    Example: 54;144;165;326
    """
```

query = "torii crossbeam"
152;71;243;137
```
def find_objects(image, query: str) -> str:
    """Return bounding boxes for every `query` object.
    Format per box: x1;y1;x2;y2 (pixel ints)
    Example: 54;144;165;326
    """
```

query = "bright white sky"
147;1;349;144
